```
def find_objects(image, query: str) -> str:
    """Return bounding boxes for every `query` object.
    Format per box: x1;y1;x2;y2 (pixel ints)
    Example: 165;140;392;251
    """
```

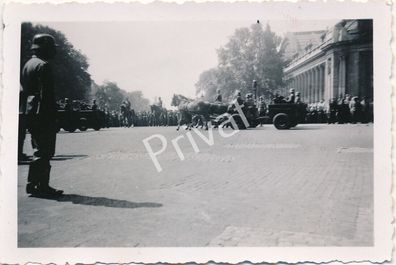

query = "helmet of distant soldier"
289;88;295;93
30;34;58;50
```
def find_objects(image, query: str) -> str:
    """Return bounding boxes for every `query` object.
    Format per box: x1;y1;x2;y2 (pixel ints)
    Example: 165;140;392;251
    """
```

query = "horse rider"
125;98;131;110
20;33;63;196
214;89;222;103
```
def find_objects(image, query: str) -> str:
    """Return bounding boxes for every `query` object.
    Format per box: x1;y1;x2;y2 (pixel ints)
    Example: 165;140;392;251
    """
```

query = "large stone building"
282;19;373;103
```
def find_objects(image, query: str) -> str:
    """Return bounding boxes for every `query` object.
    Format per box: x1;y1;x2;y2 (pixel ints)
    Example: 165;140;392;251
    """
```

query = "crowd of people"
57;88;374;128
305;95;373;124
273;89;373;124
102;109;180;127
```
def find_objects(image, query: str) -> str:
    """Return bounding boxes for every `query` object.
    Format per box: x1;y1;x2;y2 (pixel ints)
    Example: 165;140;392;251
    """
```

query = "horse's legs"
201;115;209;130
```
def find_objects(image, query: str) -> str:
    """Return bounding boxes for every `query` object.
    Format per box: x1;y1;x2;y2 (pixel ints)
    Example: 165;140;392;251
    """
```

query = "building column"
309;70;313;103
306;71;310;102
297;75;302;95
338;54;346;97
320;64;325;101
313;68;318;103
304;72;308;102
317;68;320;102
300;73;305;101
318;65;322;101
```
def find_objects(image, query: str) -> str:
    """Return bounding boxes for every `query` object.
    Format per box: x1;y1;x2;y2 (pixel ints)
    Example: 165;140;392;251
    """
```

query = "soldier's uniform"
286;88;295;103
20;34;63;196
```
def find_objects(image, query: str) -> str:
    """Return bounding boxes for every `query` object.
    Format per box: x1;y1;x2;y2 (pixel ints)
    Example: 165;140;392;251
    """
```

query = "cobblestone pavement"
18;124;373;247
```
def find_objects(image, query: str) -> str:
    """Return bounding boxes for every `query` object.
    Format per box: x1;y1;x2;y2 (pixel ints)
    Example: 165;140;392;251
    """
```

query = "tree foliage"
196;23;287;101
20;22;92;100
92;81;150;112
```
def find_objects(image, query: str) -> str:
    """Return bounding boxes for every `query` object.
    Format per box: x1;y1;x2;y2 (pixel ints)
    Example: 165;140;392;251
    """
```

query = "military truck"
56;109;106;132
217;102;307;130
267;103;307;129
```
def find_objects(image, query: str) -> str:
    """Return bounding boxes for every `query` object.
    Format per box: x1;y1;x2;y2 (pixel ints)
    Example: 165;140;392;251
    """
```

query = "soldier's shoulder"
25;56;49;69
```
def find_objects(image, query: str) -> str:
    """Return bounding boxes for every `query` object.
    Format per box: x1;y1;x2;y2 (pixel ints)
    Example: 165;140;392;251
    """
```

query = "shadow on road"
51;154;88;161
18;154;87;165
30;193;163;209
291;126;321;130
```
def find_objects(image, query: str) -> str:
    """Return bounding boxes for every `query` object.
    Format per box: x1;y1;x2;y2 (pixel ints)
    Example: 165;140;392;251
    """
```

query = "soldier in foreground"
20;34;63;196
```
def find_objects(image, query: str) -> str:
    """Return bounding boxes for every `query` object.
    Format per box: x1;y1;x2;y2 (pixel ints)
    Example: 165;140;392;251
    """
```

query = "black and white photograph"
0;1;393;264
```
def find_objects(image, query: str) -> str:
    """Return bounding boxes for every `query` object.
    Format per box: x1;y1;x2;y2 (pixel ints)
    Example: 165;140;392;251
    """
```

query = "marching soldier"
21;33;63;196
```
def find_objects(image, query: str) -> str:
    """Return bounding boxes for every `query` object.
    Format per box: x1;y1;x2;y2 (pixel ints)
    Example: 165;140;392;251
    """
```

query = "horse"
120;104;134;127
171;94;228;130
150;104;167;126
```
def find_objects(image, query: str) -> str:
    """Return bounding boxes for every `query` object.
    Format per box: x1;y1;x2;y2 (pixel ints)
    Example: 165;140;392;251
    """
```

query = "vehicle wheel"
231;114;246;130
249;119;259;128
290;121;298;128
93;126;101;131
79;118;88;131
273;113;290;130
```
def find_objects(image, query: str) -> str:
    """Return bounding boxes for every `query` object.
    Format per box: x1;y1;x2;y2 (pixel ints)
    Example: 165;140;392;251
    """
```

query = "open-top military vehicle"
56;109;106;132
267;103;307;129
214;101;307;130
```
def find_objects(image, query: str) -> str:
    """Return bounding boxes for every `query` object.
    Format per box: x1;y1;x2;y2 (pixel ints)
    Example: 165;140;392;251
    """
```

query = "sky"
45;20;338;107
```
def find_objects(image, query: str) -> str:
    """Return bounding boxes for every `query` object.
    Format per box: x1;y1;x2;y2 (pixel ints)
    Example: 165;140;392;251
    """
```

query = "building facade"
283;20;373;104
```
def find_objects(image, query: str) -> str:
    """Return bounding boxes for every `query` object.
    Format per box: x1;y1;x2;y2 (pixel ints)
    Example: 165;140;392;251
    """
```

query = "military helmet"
31;34;58;50
290;88;295;93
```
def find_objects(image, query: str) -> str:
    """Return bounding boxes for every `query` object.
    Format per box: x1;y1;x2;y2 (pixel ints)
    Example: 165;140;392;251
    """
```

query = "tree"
20;22;92;101
125;91;150;112
196;22;287;101
92;81;150;112
94;81;124;112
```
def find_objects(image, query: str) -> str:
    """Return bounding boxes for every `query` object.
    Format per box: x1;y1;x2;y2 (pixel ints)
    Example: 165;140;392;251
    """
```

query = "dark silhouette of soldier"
214;89;222;103
285;88;295;103
91;99;98;111
20;34;63;196
18;85;29;161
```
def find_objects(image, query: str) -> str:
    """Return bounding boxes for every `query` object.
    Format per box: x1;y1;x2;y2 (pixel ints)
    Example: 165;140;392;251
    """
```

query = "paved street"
18;124;373;247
